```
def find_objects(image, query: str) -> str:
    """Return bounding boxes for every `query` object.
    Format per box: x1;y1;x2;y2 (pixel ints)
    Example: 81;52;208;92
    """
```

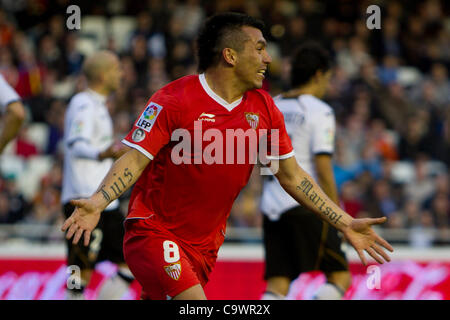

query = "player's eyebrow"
255;39;267;47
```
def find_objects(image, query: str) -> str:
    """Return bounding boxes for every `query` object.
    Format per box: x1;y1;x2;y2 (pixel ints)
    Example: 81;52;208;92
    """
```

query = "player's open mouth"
257;69;266;78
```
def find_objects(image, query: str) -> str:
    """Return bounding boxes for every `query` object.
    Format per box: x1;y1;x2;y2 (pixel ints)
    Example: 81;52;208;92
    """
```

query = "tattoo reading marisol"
97;168;134;202
296;177;342;224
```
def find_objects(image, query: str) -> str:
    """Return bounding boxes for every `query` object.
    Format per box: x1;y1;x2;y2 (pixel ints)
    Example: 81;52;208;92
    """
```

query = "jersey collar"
198;73;243;112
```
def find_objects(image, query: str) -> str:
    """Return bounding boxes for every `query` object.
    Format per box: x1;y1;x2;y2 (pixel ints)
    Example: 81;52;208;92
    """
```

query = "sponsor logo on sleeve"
136;102;163;132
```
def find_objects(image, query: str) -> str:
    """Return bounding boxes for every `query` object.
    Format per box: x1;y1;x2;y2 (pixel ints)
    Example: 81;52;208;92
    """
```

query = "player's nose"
263;51;272;65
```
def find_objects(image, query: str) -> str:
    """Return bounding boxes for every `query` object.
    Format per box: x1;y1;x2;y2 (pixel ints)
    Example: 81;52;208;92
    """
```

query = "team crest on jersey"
164;262;182;281
245;112;260;130
136;102;163;132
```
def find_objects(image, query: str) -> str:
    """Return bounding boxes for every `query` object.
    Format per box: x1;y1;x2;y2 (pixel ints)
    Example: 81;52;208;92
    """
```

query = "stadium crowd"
0;0;448;246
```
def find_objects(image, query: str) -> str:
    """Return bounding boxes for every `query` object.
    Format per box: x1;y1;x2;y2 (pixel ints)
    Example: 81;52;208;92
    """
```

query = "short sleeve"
0;74;20;113
66;102;95;145
311;109;336;155
122;92;180;160
267;97;294;160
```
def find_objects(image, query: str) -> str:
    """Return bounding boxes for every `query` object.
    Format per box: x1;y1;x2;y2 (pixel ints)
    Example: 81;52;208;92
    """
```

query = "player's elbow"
274;156;302;186
275;170;294;189
274;165;299;190
8;101;26;124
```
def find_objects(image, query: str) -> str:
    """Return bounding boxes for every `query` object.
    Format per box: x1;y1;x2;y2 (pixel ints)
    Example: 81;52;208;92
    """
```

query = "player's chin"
253;78;264;89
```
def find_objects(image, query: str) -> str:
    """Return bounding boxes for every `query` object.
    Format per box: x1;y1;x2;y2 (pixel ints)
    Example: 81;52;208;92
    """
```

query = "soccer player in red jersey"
62;12;394;300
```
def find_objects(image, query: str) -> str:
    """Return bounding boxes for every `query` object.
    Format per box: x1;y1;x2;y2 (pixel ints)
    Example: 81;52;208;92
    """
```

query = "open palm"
61;199;102;246
343;217;394;265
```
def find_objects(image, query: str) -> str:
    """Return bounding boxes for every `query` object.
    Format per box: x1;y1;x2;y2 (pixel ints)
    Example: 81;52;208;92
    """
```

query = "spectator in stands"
14;127;39;159
340;181;363;218
0;178;29;223
365;179;398;219
404;157;436;206
0;192;10;223
62;32;85;76
44;99;65;156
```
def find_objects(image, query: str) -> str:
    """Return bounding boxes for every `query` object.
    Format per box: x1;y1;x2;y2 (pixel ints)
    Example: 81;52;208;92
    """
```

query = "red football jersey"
122;74;294;255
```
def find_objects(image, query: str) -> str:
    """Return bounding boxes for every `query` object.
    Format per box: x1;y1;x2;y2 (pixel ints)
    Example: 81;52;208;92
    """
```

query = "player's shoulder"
0;73;7;86
272;94;301;111
251;88;273;101
0;73;10;87
300;94;334;115
68;91;94;111
246;88;277;110
151;74;199;110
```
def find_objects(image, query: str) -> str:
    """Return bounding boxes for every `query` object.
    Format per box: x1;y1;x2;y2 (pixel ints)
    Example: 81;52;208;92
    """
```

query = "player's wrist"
90;193;109;212
335;213;353;233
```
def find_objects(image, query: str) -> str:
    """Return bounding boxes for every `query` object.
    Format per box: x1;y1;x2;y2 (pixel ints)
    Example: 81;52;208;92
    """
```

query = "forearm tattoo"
296;177;343;225
97;168;134;202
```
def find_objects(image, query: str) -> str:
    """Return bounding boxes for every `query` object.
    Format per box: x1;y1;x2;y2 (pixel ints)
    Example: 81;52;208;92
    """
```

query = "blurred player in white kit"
62;50;134;299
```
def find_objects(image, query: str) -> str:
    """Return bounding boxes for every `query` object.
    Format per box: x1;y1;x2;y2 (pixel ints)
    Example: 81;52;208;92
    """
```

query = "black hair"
196;12;265;72
290;42;331;88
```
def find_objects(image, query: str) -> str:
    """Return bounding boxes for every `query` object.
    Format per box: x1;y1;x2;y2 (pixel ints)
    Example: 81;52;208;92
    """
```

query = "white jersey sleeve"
310;107;336;155
65;97;96;147
0;74;20;113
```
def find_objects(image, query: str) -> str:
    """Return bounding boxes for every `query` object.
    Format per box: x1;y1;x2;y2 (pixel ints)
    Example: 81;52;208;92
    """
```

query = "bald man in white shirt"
62;51;133;300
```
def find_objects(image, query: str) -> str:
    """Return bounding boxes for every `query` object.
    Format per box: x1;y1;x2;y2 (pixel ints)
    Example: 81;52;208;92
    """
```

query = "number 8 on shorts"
163;240;180;263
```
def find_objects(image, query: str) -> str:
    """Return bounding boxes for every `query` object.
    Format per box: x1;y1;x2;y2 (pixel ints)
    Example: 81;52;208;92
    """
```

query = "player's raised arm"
61;148;150;246
0;101;25;154
274;156;394;265
0;73;26;154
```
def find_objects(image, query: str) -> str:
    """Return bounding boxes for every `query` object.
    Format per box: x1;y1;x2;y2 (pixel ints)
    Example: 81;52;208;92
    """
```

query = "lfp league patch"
136;102;163;132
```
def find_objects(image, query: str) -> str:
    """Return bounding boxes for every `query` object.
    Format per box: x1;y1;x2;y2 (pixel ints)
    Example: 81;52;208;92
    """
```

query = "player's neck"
203;69;245;104
282;84;321;99
88;83;110;97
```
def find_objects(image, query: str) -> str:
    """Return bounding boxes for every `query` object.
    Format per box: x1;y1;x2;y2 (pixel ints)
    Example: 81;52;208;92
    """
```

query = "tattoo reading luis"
97;168;134;202
296;177;343;225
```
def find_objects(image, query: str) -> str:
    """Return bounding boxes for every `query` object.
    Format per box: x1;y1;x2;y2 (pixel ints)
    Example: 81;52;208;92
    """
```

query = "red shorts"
123;217;214;300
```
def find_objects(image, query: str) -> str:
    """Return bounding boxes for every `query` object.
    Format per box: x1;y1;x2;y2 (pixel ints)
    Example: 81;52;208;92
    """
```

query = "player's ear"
313;70;323;83
222;48;238;67
314;70;329;87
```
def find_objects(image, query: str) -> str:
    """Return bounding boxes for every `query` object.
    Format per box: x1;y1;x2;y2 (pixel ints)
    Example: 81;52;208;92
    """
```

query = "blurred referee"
260;42;351;300
61;51;133;299
0;74;25;154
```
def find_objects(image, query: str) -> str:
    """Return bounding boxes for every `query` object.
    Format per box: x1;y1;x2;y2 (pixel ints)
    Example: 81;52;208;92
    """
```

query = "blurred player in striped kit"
261;42;351;300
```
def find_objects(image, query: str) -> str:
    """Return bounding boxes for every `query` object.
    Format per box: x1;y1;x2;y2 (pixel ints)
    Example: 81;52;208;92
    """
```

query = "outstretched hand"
342;217;394;265
61;198;102;246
